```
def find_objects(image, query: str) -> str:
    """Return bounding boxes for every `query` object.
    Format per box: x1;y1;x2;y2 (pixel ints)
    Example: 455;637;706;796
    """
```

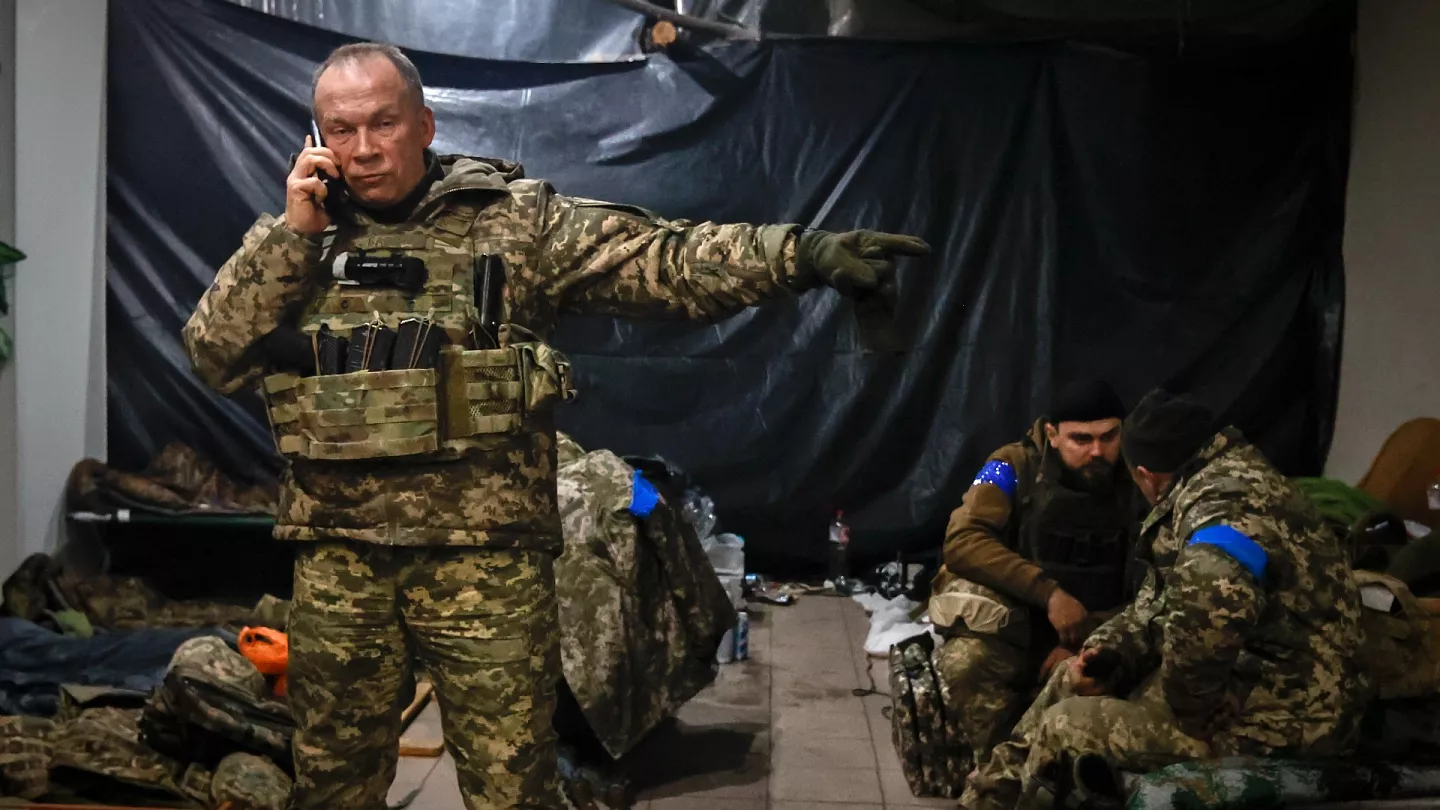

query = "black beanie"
1047;379;1126;425
1121;389;1216;473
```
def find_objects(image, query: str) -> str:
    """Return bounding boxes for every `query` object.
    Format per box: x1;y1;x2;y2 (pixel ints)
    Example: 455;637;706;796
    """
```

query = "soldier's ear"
1045;422;1061;448
420;105;435;148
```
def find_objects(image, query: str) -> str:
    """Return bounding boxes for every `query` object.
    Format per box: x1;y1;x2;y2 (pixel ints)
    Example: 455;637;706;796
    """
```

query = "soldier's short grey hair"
311;42;425;116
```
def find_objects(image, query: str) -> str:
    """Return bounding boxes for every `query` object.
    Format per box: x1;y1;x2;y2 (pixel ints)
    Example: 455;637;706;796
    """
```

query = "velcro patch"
972;460;1018;500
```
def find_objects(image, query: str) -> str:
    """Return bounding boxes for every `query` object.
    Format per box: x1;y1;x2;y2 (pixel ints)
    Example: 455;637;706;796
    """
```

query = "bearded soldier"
928;380;1145;779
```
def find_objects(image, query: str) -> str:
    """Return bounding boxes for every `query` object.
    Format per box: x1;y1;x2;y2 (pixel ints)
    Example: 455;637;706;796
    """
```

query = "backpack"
211;751;292;810
887;632;969;798
139;636;295;770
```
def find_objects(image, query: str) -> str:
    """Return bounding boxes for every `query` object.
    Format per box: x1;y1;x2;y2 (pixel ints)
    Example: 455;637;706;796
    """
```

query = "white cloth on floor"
852;592;936;657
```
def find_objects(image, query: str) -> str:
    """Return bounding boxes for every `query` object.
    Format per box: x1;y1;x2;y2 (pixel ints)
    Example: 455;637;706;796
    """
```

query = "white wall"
2;0;108;574
1328;0;1440;483
0;0;17;577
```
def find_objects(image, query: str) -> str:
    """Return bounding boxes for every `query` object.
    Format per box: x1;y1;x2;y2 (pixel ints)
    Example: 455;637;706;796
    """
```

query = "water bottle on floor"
829;510;857;594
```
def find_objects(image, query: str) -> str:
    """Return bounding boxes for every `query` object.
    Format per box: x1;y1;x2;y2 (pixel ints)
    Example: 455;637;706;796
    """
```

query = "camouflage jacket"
554;433;736;758
183;155;807;551
1086;428;1366;756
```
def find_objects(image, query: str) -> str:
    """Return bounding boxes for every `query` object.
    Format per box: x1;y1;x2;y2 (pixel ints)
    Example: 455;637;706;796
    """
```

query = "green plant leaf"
0;326;11;370
0;241;24;265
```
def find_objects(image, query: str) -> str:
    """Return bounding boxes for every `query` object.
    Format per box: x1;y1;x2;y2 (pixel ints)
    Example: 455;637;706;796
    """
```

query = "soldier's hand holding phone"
286;133;340;235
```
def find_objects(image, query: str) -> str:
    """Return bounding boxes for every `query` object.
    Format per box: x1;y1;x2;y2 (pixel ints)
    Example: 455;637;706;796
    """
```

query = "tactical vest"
258;187;577;542
262;201;573;463
1014;446;1138;614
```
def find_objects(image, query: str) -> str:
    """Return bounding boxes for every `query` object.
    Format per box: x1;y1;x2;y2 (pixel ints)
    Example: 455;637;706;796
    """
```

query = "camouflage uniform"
183;154;815;809
929;420;1142;775
961;428;1366;810
554;435;736;759
0;715;54;799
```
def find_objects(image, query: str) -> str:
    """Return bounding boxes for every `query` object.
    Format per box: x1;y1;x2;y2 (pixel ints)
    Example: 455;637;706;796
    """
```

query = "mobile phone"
308;120;346;216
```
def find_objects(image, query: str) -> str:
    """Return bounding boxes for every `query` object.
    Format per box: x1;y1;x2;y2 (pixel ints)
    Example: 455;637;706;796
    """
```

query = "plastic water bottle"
828;510;851;586
682;491;717;539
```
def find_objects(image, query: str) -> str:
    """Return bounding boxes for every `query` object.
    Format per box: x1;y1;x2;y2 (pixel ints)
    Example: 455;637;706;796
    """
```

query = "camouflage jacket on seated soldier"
1085;428;1367;755
183;153;811;552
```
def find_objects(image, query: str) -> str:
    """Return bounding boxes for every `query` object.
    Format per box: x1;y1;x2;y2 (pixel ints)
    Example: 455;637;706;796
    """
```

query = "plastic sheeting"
106;0;1355;570
0;618;220;717
220;0;1343;62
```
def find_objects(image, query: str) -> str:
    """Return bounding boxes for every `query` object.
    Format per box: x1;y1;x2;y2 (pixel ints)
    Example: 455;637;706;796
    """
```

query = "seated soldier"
960;389;1367;810
929;380;1146;778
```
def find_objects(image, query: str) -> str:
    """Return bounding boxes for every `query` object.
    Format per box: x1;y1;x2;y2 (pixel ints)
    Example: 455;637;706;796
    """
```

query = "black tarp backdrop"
106;0;1355;574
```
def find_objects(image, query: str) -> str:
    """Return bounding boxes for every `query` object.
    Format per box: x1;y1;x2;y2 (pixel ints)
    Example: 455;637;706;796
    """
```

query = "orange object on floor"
238;626;289;697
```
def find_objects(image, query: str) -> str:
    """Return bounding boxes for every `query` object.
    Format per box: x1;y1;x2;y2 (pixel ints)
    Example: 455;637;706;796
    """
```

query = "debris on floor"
854;590;937;658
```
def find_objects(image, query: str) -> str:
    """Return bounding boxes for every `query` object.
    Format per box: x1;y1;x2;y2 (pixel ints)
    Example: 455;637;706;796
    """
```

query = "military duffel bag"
888;631;969;798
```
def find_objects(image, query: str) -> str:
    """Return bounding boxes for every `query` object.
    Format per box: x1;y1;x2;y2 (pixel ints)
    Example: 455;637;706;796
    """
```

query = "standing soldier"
183;42;929;810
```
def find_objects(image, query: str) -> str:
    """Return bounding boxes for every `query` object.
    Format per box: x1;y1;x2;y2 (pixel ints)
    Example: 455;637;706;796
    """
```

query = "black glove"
795;229;931;303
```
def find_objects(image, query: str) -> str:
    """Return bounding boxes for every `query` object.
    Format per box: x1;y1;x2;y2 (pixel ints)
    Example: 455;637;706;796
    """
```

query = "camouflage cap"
211;751;292;810
250;594;291;632
170;636;268;699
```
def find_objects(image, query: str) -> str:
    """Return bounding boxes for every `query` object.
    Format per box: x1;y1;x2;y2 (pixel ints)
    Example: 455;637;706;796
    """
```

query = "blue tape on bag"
629;471;660;518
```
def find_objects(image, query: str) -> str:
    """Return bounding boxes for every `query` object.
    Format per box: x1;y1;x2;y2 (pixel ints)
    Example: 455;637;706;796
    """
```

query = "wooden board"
398;681;443;758
399;739;445;757
400;681;434;730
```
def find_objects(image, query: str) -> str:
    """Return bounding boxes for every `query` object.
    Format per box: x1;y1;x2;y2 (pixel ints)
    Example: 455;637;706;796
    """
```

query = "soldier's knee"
1034;696;1114;751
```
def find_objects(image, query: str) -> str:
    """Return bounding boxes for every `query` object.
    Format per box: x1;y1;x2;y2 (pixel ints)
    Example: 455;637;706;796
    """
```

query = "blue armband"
972;460;1018;500
628;471;660;519
1187;524;1267;581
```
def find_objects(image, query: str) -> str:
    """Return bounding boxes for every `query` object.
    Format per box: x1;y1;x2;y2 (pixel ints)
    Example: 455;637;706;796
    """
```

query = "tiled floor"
389;594;953;809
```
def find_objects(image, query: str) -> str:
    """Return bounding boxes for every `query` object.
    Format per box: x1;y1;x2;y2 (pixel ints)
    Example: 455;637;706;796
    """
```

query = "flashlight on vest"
331;252;428;293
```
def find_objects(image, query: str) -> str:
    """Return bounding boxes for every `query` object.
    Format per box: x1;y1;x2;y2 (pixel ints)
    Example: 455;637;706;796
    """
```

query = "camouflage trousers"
932;632;1030;773
961;665;1209;810
288;542;565;810
929;577;1045;776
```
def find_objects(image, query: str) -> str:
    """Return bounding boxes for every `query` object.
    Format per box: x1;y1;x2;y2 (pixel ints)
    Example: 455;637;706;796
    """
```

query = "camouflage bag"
211;751;292;810
139;636;295;769
1353;570;1440;700
48;706;211;807
888;632;968;798
0;714;54;799
0;552;61;623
